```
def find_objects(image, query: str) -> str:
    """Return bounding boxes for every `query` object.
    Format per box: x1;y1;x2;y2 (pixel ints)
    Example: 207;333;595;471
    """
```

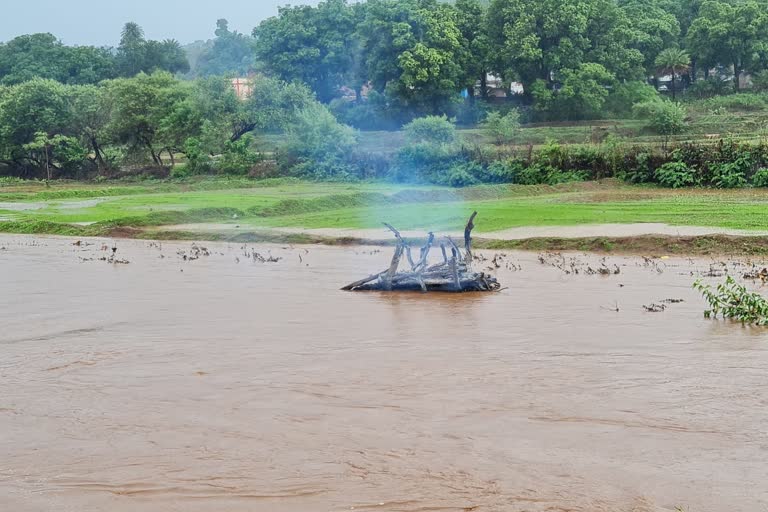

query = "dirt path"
156;222;768;241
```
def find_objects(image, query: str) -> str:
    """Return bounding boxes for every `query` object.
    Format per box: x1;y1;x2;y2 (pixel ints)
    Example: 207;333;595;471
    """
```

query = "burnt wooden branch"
343;213;500;293
464;211;478;264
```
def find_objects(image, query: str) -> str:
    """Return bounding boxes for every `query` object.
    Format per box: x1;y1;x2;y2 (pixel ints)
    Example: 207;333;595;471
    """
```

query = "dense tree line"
250;0;768;122
3;0;768;183
3;1;768;122
0;22;188;86
0;72;354;180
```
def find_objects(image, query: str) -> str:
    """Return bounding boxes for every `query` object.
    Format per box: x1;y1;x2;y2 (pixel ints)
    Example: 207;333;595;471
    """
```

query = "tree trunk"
690;58;697;83
45;145;51;181
734;62;741;91
480;72;488;99
671;73;676;101
91;136;107;175
150;147;162;166
231;123;256;142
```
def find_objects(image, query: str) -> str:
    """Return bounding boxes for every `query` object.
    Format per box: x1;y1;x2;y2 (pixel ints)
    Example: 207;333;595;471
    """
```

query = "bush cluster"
388;125;768;188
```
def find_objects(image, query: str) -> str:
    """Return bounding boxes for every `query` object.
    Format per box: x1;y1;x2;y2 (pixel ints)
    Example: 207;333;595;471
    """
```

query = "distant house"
231;77;254;100
474;74;524;101
339;82;373;101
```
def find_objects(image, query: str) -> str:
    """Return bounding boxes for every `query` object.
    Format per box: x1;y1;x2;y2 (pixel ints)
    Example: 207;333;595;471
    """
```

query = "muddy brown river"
1;235;767;512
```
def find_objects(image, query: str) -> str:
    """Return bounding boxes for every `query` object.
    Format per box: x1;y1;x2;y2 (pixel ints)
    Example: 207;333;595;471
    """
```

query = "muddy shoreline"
7;220;768;256
134;228;768;256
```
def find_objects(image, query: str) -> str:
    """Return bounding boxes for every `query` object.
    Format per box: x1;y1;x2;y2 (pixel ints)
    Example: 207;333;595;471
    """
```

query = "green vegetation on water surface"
4;179;768;239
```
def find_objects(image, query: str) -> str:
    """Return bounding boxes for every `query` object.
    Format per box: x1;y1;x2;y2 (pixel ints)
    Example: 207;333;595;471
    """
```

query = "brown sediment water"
1;235;767;512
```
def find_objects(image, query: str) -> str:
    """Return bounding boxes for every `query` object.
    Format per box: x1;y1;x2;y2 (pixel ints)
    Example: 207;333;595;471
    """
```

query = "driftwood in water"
342;212;501;293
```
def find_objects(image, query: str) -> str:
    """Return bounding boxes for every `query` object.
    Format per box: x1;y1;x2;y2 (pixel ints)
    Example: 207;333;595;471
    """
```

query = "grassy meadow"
4;178;768;241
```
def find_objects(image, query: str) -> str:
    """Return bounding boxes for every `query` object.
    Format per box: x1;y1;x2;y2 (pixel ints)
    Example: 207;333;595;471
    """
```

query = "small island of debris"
342;212;501;293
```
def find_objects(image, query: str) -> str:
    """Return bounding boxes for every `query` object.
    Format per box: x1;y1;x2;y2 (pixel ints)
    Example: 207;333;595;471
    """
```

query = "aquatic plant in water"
694;276;768;325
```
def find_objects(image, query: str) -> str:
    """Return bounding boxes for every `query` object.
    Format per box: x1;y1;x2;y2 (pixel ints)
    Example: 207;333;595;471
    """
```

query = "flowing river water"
1;235;767;512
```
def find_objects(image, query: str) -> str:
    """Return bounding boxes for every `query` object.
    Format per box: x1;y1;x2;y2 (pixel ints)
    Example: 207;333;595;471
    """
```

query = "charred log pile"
342;212;501;293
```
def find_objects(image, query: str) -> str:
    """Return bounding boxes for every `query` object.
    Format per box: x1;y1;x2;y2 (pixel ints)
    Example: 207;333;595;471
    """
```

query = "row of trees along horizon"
3;0;768;186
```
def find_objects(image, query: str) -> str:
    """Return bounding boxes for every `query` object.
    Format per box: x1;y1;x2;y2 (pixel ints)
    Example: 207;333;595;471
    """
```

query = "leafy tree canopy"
116;22;190;77
196;19;254;77
253;0;358;102
0;33;115;85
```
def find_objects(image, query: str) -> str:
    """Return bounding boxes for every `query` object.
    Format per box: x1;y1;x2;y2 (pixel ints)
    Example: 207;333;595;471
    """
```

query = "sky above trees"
0;0;323;45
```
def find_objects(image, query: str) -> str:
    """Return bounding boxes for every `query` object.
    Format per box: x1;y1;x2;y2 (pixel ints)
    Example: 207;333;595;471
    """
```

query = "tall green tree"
486;0;644;95
655;47;690;99
0;79;87;177
196;19;254;77
619;0;681;76
116;22;147;77
686;0;768;90
183;75;317;156
144;39;190;75
531;63;616;119
454;0;492;99
359;0;468;114
253;0;358;102
105;72;190;165
115;22;190;77
68;85;114;173
0;33;115;85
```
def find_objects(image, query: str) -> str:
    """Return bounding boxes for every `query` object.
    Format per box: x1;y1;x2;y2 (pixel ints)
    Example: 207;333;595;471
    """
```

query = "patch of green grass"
236;192;768;233
5;179;768;240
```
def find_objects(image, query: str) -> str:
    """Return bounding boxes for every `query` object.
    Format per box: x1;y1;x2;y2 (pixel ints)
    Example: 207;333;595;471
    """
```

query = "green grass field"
4;178;768;239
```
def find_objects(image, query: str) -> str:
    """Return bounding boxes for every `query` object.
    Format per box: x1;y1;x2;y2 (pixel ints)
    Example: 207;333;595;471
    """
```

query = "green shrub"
618;151;655;184
183;137;212;175
634;100;687;146
517;164;587;185
102;147;125;171
711;162;747;188
403;115;457;145
654;161;697;188
283;103;359;179
531;64;615;120
216;135;263;175
436;162;481;187
752;168;768;187
474;160;523;183
484;109;521;144
694;276;768;325
391;142;459;183
290;159;358;181
170;163;191;179
605;81;659;116
686;78;732;99
516;164;548;185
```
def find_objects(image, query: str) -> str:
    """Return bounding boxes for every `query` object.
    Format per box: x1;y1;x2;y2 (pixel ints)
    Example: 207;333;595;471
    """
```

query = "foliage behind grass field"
5;179;768;241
